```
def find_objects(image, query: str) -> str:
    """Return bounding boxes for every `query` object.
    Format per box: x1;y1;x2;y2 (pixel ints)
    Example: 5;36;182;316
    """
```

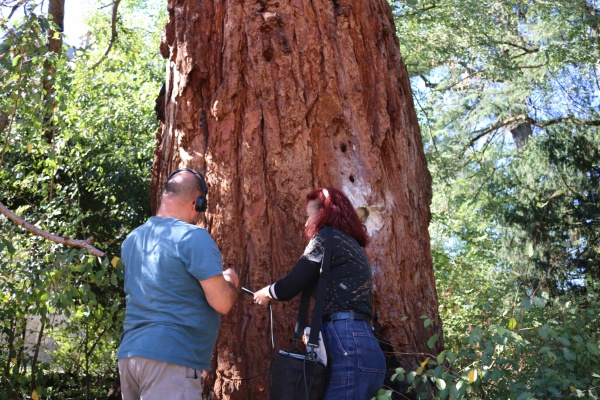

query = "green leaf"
532;297;547;308
508;317;517;330
558;336;571;346
563;347;576;361
374;389;392;400
586;341;599;356
538;324;550;339
490;368;503;381
436;351;446;364
391;367;405;382
435;378;446;390
427;334;440;349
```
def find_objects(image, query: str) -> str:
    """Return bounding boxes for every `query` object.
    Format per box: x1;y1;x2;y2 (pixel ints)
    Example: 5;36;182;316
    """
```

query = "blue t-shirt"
117;217;223;370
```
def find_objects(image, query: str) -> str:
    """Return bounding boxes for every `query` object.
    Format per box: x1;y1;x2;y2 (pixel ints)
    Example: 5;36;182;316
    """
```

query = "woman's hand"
253;285;272;306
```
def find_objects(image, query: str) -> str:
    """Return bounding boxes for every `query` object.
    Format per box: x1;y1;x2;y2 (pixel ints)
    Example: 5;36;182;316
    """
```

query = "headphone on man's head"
166;168;208;212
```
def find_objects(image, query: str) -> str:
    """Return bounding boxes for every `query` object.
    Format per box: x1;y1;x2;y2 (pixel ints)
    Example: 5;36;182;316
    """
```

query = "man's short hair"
164;173;204;200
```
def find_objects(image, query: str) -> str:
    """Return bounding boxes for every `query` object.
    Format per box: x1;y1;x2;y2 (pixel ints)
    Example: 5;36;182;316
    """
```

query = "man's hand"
200;269;240;314
223;268;239;290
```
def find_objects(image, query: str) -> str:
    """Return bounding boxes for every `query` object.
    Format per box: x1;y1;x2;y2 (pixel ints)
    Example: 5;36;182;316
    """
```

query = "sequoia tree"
152;0;442;398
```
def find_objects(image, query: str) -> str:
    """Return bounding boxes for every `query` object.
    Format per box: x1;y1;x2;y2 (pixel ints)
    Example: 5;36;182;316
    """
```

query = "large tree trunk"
152;0;442;398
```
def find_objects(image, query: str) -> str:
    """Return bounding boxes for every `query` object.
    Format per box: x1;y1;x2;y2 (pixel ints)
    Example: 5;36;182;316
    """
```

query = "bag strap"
293;226;333;348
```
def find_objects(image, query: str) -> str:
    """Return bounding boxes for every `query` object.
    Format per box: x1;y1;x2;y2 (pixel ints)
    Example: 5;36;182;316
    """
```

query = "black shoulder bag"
270;227;332;400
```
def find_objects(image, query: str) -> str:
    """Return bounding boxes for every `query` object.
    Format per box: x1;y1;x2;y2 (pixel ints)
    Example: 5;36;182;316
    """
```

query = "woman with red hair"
254;187;386;399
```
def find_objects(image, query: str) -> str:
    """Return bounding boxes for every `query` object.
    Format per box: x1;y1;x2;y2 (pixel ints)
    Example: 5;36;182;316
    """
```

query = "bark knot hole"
263;46;274;61
261;12;283;31
340;143;347;153
357;206;384;235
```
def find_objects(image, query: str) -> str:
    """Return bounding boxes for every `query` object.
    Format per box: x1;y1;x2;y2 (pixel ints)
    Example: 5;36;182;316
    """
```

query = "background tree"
153;0;442;398
0;1;164;398
381;0;600;398
392;0;600;295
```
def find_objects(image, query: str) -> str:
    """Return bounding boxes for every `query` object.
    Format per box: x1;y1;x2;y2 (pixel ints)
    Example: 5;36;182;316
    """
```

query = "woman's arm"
272;257;321;300
253;257;321;304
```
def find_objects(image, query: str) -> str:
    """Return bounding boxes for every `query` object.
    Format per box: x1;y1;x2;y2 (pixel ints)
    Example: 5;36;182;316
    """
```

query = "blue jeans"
321;319;386;400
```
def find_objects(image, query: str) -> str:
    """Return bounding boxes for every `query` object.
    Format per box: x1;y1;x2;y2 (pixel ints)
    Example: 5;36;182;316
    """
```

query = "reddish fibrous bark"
153;1;442;398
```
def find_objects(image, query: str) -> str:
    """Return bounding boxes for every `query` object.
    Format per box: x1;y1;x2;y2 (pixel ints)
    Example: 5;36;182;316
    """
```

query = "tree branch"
0;201;105;257
499;40;539;54
396;4;437;18
90;0;121;70
0;112;7;135
468;115;600;146
5;0;27;20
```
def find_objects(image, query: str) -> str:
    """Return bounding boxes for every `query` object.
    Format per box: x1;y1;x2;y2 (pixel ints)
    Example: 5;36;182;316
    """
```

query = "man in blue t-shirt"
117;168;239;399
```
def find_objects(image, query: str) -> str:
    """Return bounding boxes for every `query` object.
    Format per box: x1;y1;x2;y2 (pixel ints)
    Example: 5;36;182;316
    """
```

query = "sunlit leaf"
435;378;446;390
467;369;478;383
416;357;429;375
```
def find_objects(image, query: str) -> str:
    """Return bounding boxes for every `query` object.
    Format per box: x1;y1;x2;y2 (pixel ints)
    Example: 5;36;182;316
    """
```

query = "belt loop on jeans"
322;310;370;323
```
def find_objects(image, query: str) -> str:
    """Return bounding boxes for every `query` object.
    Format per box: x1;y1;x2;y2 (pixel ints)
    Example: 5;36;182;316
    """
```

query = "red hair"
304;187;369;247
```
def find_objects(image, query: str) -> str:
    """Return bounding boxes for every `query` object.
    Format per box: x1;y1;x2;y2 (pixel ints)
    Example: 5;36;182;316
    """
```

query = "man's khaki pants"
118;356;202;400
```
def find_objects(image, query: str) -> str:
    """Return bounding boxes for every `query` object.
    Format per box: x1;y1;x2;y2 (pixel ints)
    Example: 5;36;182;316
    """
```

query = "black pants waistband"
322;310;370;323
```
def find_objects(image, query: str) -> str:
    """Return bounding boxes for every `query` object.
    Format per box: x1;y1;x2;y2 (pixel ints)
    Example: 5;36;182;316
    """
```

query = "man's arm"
200;268;239;314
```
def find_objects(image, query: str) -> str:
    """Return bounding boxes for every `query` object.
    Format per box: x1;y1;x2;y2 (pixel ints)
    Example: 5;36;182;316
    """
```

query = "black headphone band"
166;168;208;212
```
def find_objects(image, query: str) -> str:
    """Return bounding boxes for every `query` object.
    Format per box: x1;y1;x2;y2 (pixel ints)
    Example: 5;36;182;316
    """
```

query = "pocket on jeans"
352;331;386;374
325;321;349;356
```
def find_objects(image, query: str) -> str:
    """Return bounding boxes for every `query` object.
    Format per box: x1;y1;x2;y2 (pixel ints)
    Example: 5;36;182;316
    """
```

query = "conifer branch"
468;115;600;146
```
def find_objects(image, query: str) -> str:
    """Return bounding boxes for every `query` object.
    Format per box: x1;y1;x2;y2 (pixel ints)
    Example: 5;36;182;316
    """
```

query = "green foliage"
392;0;600;294
499;128;600;294
0;0;163;397
383;296;599;399
377;0;600;399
